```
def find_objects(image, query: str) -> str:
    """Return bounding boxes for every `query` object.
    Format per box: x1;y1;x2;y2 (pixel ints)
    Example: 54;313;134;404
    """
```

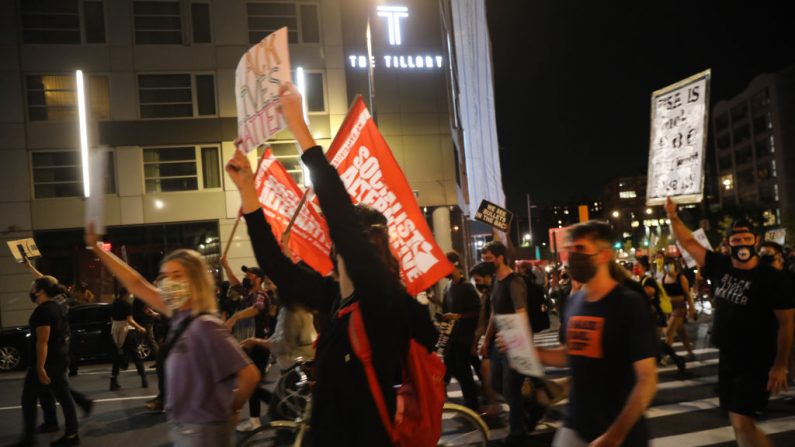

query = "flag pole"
221;217;241;261
284;188;311;236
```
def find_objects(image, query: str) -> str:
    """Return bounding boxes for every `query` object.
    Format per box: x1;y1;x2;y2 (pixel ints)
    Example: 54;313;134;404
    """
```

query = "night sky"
485;1;795;214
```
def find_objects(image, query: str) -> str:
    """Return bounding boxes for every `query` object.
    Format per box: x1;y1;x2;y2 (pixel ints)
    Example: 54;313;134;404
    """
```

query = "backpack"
518;273;551;333
340;301;446;447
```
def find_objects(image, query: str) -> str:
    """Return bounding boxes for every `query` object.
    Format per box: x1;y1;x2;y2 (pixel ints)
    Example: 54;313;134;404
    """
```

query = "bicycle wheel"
438;403;489;447
238;421;300;447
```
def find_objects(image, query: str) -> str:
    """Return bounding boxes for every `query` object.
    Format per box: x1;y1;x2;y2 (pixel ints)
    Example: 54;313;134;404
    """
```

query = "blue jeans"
489;344;526;439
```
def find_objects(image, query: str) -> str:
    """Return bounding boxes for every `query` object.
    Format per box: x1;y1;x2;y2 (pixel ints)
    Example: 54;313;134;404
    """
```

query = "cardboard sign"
646;69;711;206
677;228;713;268
765;228;786;245
254;148;333;275
494;313;545;377
474;200;513;232
325;97;454;296
6;238;42;263
235;27;291;154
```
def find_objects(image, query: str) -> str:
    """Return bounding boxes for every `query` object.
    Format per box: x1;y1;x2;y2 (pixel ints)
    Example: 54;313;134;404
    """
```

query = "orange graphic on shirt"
566;316;605;359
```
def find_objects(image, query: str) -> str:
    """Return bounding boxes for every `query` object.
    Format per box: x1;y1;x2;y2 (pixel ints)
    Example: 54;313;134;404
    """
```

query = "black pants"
21;368;78;442
445;342;479;411
142;323;159;358
248;346;271;418
112;332;145;378
40;388;91;425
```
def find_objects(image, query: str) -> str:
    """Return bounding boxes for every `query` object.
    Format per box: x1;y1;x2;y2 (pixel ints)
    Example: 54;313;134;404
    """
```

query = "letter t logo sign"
376;6;409;46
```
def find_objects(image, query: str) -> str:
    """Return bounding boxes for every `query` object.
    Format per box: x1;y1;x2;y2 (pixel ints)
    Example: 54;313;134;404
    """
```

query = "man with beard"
666;198;794;447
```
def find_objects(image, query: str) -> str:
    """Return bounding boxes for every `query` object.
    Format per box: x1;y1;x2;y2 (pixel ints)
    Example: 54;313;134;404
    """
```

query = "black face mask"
568;252;598;283
29;291;38;303
481;262;497;276
475;284;490;294
242;278;253;290
730;244;756;263
759;253;776;265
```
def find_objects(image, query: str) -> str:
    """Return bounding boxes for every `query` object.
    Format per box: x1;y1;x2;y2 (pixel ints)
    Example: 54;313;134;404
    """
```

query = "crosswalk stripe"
650;415;795;446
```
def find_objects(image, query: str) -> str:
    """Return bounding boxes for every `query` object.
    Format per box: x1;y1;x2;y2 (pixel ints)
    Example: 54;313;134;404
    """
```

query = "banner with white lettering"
254;148;333;275
325;97;454;296
646;69;711;206
235;27;290;154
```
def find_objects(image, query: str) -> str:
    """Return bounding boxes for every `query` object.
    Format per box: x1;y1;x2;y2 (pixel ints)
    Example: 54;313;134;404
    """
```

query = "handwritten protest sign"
646;69;711;206
677;228;713;268
6;238;42;263
254;148;333;275
494;313;544;377
325;97;454;296
474;200;513;232
235;27;291;154
765;228;786;245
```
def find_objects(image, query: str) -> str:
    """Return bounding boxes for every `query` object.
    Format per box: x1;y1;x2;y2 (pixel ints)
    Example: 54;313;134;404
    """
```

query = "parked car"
0;303;152;371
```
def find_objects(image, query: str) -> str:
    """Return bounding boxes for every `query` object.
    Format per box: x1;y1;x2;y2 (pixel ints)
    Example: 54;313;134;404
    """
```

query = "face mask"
568;252;598;283
475;284;490;294
29;291;38;303
759;253;776;265
730;244;756;263
242;278;253;290
157;277;191;311
481;262;497;276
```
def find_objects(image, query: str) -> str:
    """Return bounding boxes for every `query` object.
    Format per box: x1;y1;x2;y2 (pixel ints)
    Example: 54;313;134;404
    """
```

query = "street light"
76;70;90;198
612;210;620;218
646;207;653;215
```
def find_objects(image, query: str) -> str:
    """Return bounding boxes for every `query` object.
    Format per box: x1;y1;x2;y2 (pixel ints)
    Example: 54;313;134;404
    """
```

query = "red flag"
254;148;333;275
325;97;454;296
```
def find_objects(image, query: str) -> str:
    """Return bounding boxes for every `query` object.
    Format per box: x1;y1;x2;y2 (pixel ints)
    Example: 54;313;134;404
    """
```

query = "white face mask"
157;277;191;311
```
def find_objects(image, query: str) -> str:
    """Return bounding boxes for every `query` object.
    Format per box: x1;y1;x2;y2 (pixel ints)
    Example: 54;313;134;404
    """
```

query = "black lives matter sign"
474;200;513;232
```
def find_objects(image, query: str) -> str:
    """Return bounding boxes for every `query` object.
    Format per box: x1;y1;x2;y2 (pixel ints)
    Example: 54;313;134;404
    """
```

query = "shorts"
718;351;771;417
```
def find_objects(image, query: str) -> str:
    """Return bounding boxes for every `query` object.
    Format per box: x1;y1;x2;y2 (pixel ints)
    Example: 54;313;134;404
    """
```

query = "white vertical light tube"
76;70;90;198
295;67;312;186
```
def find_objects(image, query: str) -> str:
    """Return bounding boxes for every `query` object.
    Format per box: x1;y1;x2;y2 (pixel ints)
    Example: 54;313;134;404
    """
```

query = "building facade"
0;0;484;327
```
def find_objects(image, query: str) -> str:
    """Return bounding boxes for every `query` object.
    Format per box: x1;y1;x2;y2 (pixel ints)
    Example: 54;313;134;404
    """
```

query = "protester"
133;296;159;364
81;230;260;447
220;259;273;432
470;261;499;407
548;267;572;318
109;289;148;391
666;197;794;446
441;251;481;411
477;240;529;446
223;82;436;446
70;282;95;305
537;221;658;447
14;276;81;446
661;257;697;361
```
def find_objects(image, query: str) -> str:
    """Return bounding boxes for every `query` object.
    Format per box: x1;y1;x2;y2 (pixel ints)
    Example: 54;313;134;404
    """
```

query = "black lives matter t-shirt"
28;300;69;370
560;285;657;445
703;250;794;363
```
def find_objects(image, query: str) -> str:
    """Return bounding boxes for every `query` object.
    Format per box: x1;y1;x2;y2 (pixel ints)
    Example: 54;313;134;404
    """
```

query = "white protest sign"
6;238;42;263
235;27;291;154
494;313;545;377
677;228;713;268
765;228;786;245
646;70;711;206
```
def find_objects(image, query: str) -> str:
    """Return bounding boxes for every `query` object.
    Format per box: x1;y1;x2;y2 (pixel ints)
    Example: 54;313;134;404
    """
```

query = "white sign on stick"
494;313;545;377
6;238;42;263
235;27;291;154
646;70;711;206
765;228;786;245
677;228;713;268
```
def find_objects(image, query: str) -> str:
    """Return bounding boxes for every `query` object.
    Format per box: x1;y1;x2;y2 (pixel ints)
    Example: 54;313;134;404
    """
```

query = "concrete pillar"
432;206;453;253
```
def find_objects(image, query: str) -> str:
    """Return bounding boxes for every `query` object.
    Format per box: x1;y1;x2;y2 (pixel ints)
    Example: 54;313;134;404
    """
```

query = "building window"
716;133;730;150
133;1;182;44
720;174;734;191
736;168;755;190
619;190;637;199
257;142;304;185
21;0;106;44
715;113;729;132
143;146;221;192
730;102;748;123
138;73;216;119
191;2;212;43
26;74;110;121
732;124;750;145
718;154;732;171
31;150;115;198
734;145;752;166
750;88;769;114
246;2;320;44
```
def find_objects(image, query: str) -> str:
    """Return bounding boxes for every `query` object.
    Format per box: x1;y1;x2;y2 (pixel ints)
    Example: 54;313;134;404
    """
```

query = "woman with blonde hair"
83;228;261;446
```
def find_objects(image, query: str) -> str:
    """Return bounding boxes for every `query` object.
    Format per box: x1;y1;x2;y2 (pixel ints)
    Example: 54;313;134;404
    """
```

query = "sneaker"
659;356;671;366
236;417;262;432
80;400;94;418
37;423;59;434
145;398;164;412
109;378;120;391
50;434;80;446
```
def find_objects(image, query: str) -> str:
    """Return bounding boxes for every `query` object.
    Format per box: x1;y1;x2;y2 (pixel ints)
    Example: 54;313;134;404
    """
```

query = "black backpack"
517;273;550;333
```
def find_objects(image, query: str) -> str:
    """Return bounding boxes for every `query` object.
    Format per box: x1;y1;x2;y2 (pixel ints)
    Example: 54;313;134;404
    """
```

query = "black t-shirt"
490;273;527;315
112;298;132;321
132;298;150;325
560;285;657;445
443;278;481;344
702;251;795;363
28;300;69;370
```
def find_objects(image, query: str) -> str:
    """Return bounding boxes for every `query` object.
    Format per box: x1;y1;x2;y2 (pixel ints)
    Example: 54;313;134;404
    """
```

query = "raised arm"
220;256;241;286
22;257;44;279
665;197;706;267
84;223;167;315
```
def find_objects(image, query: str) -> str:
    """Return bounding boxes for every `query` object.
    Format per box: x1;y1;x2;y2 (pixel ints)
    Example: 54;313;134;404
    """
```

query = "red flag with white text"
254;148;333;275
325;97;454;296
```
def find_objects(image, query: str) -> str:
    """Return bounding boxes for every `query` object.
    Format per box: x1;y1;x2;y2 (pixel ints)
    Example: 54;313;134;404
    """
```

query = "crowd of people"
10;83;795;447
